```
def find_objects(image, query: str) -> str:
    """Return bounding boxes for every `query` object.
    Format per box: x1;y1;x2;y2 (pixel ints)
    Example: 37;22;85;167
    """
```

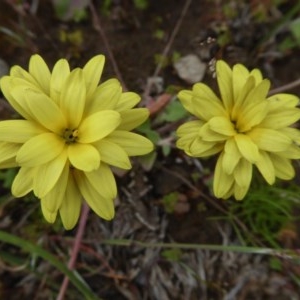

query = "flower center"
63;128;79;143
231;119;241;134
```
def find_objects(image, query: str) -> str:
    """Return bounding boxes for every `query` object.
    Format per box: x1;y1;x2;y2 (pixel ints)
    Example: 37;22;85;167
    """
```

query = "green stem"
102;238;300;260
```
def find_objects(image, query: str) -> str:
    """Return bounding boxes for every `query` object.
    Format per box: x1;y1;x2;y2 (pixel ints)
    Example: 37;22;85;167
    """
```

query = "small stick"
89;2;127;91
143;0;193;102
56;203;90;300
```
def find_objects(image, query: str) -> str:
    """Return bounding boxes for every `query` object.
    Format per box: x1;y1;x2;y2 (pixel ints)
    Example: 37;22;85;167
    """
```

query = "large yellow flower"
176;60;300;200
0;54;153;229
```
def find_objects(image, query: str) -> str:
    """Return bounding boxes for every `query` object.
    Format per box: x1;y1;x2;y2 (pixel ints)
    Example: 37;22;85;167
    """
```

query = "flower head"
0;54;153;229
176;60;300;200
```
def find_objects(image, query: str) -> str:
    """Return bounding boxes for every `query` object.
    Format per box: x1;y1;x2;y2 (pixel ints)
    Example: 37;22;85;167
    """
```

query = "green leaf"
0;230;99;300
160;100;189;122
290;18;300;44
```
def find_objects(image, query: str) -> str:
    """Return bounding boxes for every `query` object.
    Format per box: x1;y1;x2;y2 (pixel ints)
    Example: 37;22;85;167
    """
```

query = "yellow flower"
0;54;153;229
176;60;300;200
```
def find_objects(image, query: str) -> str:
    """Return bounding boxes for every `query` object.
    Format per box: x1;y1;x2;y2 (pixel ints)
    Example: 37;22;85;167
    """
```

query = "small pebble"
174;54;206;84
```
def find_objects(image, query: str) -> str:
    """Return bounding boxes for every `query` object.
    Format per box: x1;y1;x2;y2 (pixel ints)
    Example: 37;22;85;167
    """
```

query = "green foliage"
137;119;161;144
162;192;179;213
101;0;148;15
0;168;17;189
0;26;26;47
161;248;182;262
52;0;88;22
153;29;165;40
133;0;149;10
279;18;300;51
227;185;299;247
158;100;189;122
0;230;99;299
154;54;170;68
269;257;282;271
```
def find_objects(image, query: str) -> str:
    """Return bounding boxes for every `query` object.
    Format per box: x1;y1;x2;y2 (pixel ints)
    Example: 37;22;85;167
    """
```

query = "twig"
143;0;193;102
89;1;127;91
56;203;90;300
269;77;300;95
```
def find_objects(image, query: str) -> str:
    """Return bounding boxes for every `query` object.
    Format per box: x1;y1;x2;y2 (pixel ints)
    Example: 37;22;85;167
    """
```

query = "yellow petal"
118;108;149;131
50;59;70;103
17;133;65;166
0;120;45;143
192;83;227;121
0;142;20;161
255;151;275;185
177;89;194;115
199;123;228;142
59;172;82;230
60;69;86;128
278;144;300;159
281;127;300;144
105;131;154;156
233;158;252;190
231;76;255;121
222;138;241;174
0;158;18;169
33;148;68;198
237;100;268;132
0;77;34;119
83;55;105;99
191;143;223;157
74;171;115;220
189;136;216;156
259;108;300;129
232;63;250;101
97;139;131;169
234;134;259;162
267;93;299;109
269;154;295;180
86;79;121;113
249;68;263;85
115;91;141;111
78;110;121;143
208;116;236;136
233;184;249;201
29;54;51;94
10;65;38;85
213;152;235;198
247;128;292;152
85;163;117;199
41;204;57;224
176;133;198;150
40;163;69;212
12;167;35;197
25;89;67;133
221;185;234;200
68;143;100;171
176;120;203;137
216;60;234;112
242;79;270;107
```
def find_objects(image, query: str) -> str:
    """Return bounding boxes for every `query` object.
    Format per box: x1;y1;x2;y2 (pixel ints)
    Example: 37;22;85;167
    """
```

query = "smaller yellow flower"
176;60;300;200
0;54;154;229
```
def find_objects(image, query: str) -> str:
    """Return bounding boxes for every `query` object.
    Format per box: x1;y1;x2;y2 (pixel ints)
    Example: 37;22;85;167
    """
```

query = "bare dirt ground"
1;0;300;299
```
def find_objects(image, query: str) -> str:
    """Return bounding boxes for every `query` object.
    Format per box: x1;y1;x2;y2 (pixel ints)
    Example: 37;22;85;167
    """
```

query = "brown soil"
1;0;300;299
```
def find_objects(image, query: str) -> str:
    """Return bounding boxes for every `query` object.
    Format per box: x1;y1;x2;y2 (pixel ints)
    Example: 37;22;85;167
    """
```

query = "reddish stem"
56;203;90;300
